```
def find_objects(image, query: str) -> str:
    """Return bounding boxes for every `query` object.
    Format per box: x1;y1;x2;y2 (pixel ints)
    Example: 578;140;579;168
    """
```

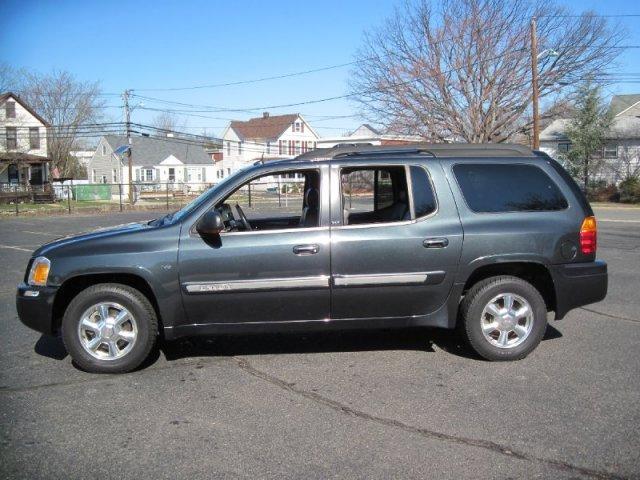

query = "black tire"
62;283;158;373
458;276;547;361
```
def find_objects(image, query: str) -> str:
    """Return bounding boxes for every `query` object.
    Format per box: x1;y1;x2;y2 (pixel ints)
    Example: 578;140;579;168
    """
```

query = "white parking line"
0;245;33;252
598;218;640;223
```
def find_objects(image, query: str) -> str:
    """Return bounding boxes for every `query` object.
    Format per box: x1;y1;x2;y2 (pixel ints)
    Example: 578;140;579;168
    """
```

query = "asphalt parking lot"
0;208;639;479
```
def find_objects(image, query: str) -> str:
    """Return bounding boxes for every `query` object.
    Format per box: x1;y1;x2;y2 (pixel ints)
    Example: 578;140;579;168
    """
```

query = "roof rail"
294;143;535;161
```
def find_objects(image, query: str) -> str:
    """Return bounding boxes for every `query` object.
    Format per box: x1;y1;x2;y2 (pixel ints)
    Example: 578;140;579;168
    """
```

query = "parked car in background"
17;144;607;373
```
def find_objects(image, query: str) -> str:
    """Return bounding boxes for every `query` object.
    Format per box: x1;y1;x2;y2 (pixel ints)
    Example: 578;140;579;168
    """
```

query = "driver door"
178;166;331;326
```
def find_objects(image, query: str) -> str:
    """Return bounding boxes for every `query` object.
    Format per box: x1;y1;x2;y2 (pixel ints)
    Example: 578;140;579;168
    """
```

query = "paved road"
0;208;639;479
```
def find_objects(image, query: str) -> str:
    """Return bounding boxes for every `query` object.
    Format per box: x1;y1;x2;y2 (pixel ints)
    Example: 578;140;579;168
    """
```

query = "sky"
1;0;639;140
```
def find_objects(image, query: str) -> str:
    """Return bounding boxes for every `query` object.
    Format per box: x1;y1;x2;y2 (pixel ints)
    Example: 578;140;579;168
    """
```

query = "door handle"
293;244;319;255
423;238;449;248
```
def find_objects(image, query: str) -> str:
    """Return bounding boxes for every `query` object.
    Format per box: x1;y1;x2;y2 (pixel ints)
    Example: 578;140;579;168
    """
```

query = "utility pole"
530;17;540;150
122;89;134;204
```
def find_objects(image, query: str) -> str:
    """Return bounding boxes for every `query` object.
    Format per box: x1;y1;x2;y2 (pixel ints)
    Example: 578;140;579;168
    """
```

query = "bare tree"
349;0;625;143
150;112;187;133
17;70;105;177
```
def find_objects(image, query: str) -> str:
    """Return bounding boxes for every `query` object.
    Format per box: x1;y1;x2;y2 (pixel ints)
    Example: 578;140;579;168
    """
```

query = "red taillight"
580;216;597;255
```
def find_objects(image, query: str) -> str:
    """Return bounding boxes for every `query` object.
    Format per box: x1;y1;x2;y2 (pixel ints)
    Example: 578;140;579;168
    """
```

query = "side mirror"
196;211;224;236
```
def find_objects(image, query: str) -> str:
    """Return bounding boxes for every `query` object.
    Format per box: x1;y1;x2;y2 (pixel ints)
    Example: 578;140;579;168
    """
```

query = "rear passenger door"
329;160;463;320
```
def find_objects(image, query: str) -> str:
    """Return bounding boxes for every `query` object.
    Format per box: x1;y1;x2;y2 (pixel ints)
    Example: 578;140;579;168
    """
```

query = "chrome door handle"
423;238;449;248
293;244;319;255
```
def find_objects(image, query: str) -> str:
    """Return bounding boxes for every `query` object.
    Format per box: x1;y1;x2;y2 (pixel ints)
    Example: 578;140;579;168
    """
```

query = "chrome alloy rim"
480;293;534;349
77;302;137;360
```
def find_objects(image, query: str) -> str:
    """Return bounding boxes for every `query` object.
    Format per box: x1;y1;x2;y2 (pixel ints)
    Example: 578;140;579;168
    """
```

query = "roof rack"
294;143;535;161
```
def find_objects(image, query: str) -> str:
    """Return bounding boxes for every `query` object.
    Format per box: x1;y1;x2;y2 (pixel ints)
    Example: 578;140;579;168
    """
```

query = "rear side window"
410;166;436;217
453;164;568;213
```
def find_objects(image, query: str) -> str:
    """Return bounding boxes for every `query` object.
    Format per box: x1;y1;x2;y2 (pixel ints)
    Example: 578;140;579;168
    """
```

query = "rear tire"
62;283;158;373
459;276;547;361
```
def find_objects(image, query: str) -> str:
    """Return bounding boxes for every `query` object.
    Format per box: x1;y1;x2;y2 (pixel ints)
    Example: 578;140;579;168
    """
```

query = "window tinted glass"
454;164;568;213
410;166;436;217
341;166;409;225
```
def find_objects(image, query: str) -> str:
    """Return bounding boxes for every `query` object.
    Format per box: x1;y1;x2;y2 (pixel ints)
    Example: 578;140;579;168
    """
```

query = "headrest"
305;188;320;209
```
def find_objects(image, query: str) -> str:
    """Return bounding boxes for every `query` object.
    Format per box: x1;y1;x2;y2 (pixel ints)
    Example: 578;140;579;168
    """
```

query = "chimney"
263;112;269;119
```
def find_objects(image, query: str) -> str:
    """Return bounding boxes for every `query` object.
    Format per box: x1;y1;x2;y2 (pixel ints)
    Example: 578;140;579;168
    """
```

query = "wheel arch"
461;261;556;314
52;273;163;336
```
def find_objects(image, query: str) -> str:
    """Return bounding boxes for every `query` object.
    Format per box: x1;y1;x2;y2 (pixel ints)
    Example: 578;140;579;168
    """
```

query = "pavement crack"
233;356;626;480
579;307;640;324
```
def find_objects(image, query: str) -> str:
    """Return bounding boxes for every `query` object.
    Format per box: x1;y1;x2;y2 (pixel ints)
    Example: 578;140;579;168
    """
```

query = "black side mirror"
196;211;224;236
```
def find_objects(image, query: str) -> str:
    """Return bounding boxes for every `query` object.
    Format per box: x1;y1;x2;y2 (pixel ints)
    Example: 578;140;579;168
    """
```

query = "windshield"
155;167;250;225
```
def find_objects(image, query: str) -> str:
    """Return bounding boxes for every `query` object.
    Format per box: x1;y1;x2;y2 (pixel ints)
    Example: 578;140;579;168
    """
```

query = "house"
219;113;320;178
69;150;94;169
87;135;216;196
0;92;51;193
540;94;640;184
316;124;424;149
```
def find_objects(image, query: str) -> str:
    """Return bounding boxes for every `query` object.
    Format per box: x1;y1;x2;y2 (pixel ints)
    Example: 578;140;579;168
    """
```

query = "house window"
266;141;271;154
29;127;40;149
112;169;117;183
603;144;618;159
92;169;97;183
295;140;301;154
6;127;17;150
168;168;175;182
102;144;107;155
558;142;571;154
101;175;107;184
238;141;243;154
293;121;302;133
5;101;16;119
279;140;284;155
144;169;154;182
227;141;231;156
288;140;293;155
227;168;231;175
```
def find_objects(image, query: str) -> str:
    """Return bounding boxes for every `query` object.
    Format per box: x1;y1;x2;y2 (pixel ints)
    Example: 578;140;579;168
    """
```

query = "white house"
87;134;216;196
317;124;424;149
219;112;320;178
0;92;50;187
540;94;640;184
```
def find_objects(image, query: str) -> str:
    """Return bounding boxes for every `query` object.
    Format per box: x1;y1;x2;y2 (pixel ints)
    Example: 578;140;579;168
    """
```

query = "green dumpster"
72;184;111;201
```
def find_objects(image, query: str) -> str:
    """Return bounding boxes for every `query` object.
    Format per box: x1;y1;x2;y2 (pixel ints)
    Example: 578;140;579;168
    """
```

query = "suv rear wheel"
62;283;158;373
459;276;547;361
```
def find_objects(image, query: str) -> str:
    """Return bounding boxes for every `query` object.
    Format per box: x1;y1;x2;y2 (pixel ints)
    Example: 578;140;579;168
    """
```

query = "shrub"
619;177;640;204
586;182;619;202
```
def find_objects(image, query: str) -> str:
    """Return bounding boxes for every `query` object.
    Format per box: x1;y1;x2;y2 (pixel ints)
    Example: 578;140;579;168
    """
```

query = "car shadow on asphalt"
33;325;563;370
159;324;563;363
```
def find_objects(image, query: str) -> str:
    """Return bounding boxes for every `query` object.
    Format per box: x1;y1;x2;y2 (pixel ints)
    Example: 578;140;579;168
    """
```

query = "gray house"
87;135;217;195
540;94;640;184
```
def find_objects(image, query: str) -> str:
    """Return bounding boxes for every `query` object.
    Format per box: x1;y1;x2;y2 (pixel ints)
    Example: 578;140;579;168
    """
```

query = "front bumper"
16;283;58;335
551;260;608;319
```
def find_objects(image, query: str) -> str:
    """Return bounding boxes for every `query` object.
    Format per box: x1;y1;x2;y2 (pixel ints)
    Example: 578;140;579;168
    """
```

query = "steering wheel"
234;204;252;231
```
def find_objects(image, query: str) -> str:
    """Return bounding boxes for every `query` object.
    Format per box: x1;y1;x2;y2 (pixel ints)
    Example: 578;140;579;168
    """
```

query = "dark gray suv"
16;144;607;373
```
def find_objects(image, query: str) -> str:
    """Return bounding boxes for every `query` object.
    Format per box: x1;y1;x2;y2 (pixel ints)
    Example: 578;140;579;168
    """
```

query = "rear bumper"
16;283;58;335
551;260;607;319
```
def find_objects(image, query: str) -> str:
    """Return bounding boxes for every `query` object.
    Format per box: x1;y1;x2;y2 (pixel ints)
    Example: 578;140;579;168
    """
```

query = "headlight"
28;257;51;286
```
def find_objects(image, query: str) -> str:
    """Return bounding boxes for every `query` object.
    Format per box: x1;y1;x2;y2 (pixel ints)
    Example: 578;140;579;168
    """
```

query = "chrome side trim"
184;275;330;294
333;271;443;287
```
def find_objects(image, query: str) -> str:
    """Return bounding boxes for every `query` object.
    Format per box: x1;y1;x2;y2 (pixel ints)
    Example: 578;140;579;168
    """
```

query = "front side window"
29;127;40;149
341;166;410;225
214;169;320;231
6;127;17;150
454;163;568;213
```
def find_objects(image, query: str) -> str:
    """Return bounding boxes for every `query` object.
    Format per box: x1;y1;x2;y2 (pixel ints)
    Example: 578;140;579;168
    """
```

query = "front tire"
459;276;547;361
62;283;158;373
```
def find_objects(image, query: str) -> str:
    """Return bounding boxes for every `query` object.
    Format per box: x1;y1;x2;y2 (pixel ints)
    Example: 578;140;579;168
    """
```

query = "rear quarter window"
410;166;437;217
453;163;568;213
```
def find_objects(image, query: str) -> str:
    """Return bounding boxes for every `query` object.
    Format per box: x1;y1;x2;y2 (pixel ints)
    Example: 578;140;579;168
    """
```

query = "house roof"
0;152;51;163
609;94;640;117
0;92;50;126
229;113;300;141
102;135;212;166
540;116;640;142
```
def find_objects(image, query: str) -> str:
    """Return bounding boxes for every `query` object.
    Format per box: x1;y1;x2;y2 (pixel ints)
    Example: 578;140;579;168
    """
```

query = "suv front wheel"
459;276;548;361
62;283;158;373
